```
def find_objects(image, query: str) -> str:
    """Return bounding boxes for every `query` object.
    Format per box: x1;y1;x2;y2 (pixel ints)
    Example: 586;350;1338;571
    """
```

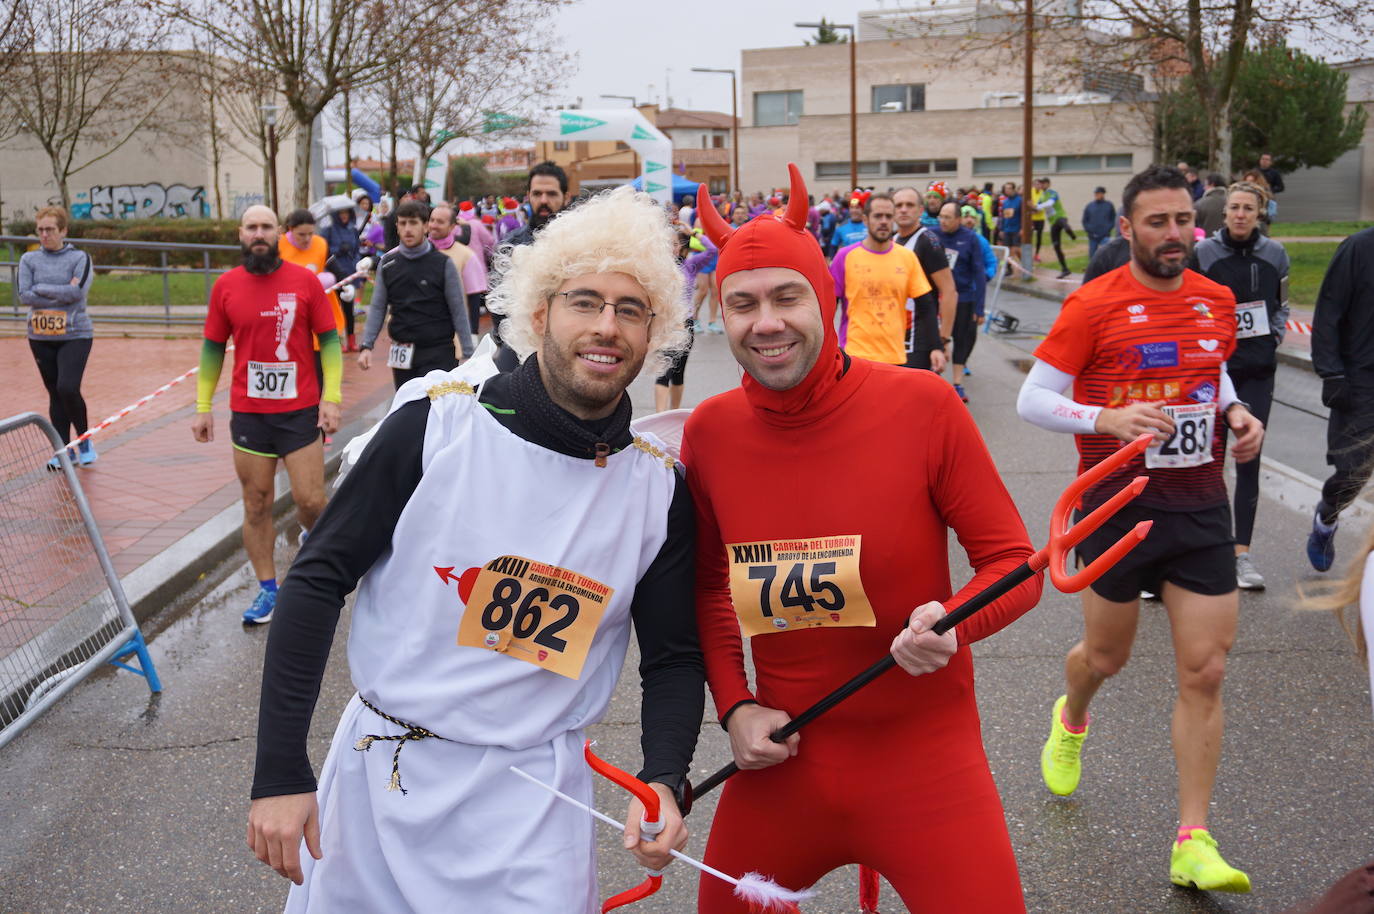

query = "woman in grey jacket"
20;206;95;466
1192;182;1290;589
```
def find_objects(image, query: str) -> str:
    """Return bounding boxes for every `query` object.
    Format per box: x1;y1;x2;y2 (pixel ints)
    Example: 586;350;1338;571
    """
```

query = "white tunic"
286;370;680;913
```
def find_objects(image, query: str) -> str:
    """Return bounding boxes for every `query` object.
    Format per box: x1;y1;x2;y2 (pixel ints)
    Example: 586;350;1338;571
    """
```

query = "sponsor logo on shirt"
1183;340;1225;363
1128;303;1148;324
1189;379;1218;403
1109;380;1182;405
1117;341;1179;370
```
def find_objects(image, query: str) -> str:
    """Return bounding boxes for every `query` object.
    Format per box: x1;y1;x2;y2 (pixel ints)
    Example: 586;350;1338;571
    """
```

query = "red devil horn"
697;182;734;247
783;163;809;230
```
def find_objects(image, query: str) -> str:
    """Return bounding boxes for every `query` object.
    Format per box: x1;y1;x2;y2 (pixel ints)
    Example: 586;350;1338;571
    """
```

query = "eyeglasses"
554;291;655;328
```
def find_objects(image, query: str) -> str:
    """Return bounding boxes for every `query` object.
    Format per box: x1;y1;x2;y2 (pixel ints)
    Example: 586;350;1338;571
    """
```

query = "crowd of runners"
15;151;1374;912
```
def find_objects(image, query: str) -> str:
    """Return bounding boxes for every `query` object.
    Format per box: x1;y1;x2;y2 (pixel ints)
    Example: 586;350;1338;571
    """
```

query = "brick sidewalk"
0;334;398;603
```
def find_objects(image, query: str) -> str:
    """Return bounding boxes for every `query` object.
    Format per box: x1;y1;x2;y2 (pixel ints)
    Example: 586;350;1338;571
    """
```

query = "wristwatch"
1223;399;1251;417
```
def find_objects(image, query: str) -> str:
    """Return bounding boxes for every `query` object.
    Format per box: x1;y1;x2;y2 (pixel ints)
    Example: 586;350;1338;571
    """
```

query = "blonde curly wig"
486;186;689;373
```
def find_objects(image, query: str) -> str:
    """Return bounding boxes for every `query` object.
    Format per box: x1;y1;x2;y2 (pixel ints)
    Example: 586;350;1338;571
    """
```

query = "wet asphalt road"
2;304;1371;913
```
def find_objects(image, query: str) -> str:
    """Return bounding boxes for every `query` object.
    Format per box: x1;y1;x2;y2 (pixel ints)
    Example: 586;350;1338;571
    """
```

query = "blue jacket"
1082;199;1117;239
832;220;868;249
939;226;989;313
975;233;997;280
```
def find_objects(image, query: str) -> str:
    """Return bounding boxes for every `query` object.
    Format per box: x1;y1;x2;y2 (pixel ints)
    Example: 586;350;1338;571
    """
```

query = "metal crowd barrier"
0;412;161;750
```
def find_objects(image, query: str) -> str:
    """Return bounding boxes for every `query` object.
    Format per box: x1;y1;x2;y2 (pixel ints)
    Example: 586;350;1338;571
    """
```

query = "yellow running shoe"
1040;694;1088;796
1170;830;1251;893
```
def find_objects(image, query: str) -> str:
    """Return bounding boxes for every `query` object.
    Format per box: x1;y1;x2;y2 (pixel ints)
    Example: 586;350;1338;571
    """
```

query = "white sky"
552;0;881;115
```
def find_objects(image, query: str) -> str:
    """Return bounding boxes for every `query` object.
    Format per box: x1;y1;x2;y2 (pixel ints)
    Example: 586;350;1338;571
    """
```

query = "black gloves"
1322;375;1350;411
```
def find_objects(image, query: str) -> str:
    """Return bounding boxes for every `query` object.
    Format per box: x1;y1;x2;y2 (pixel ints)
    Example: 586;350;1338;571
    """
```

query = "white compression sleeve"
1218;363;1239;412
1017;359;1102;435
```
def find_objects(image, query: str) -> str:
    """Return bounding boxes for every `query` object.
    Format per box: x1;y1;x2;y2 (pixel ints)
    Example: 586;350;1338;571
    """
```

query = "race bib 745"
726;535;877;637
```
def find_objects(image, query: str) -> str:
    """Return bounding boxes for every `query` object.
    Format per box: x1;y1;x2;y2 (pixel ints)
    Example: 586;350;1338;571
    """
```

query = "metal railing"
2;234;239;326
0;412;162;749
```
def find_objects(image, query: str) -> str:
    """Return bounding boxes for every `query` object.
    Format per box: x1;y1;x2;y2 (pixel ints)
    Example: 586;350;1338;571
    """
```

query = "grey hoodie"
19;243;94;341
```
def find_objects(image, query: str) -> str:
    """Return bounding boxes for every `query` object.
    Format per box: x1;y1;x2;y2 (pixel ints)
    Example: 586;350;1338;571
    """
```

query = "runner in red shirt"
193;205;343;624
1016;166;1264;894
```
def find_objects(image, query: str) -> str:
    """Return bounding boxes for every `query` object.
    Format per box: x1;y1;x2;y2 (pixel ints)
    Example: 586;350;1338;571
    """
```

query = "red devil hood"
697;163;849;422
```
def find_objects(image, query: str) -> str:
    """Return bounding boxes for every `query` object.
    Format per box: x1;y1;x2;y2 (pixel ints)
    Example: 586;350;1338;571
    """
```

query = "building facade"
738;33;1152;213
1;55;298;225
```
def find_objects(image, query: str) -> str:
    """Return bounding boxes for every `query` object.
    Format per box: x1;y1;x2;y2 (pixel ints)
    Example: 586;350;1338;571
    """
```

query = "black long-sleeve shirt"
252;372;704;800
1313;227;1374;387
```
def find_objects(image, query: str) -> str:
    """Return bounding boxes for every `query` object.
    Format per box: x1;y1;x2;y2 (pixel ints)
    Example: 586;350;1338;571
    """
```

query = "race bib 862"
455;555;613;679
726;534;877;637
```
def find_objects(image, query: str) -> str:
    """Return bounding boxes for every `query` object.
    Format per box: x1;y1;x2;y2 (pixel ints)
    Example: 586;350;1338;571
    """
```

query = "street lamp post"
690;67;739;194
260;103;280;214
795;21;856;192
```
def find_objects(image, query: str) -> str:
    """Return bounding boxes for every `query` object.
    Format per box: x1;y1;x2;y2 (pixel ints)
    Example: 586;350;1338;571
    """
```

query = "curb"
119;398;390;625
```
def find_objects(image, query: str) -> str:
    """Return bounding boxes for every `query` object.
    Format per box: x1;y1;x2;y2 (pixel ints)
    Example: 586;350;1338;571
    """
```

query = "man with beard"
245;187;704;911
1016;166;1264;894
893;186;955;374
193;205;342;624
498;161;569;250
358;199;474;389
830;193;931;366
685;166;1043;912
492;162;570;369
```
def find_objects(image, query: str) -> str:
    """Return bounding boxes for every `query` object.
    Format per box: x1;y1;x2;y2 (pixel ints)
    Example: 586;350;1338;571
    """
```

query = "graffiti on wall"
69;183;210;220
231;192;265;219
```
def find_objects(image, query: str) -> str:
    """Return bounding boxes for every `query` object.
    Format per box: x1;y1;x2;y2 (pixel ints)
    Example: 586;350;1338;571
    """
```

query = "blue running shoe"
953;384;969;403
1308;510;1336;573
243;587;276;624
78;439;97;466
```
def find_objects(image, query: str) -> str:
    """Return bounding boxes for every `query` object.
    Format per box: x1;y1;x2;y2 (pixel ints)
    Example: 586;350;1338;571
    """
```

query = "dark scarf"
508;353;633;464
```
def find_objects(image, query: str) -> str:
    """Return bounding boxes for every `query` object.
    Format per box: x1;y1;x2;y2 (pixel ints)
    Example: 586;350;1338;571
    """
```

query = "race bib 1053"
726;534;877;637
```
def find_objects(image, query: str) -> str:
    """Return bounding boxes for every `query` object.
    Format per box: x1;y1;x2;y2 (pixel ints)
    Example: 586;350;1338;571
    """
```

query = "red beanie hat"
459;200;474;212
697;162;843;415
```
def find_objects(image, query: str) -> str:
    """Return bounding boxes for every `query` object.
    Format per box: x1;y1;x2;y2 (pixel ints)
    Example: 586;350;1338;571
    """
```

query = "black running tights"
1229;372;1274;547
29;337;92;442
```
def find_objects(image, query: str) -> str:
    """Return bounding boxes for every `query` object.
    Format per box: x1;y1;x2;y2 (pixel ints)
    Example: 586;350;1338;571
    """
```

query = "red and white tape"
1286;318;1312;335
57;343;237;454
58;365;199;454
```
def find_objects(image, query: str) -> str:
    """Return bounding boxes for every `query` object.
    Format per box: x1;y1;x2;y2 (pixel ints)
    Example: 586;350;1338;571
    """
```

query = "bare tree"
0;0;179;209
166;0;558;207
194;49;295;210
398;6;566;193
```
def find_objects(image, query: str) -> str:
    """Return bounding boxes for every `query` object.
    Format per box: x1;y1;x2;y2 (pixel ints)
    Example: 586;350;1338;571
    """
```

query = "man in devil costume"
682;165;1044;912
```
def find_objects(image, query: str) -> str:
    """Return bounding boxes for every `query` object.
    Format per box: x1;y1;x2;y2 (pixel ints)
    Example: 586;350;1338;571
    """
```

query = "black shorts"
656;320;694;386
1075;502;1235;602
230;406;321;458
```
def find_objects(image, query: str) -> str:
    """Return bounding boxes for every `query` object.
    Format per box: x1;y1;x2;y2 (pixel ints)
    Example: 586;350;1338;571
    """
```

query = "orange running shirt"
831;242;931;365
278;234;346;343
1034;264;1237;511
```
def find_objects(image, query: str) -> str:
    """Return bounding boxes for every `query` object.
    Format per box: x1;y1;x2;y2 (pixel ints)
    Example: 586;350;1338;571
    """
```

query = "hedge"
4;219;242;268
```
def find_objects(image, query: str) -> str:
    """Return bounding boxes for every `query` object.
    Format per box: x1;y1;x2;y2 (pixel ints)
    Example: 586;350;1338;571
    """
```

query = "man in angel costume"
245;186;705;912
682;166;1044;912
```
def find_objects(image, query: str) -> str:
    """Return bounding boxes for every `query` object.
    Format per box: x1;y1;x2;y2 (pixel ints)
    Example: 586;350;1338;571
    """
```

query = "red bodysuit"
683;168;1044;913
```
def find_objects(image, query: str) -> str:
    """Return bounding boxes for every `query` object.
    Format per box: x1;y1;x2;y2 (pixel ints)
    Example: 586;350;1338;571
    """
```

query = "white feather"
733;871;816;909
